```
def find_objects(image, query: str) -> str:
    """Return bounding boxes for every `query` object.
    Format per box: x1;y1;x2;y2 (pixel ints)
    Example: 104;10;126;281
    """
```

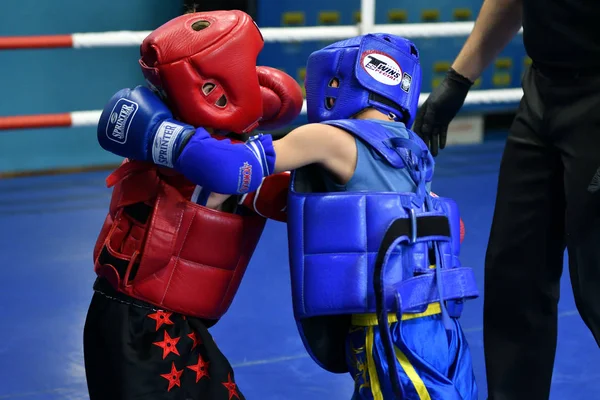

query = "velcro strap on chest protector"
375;214;477;314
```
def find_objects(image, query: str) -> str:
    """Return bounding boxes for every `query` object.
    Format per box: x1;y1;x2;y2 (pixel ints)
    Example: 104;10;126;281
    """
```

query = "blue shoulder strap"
323;120;434;200
324;119;405;168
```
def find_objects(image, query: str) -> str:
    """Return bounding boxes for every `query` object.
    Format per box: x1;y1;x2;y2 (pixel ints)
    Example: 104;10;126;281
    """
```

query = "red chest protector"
93;160;266;321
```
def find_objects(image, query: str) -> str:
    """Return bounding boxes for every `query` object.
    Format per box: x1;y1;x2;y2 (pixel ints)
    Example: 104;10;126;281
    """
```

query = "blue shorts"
346;303;477;400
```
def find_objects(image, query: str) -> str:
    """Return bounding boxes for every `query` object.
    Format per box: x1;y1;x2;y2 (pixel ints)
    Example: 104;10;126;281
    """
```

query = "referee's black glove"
412;68;473;156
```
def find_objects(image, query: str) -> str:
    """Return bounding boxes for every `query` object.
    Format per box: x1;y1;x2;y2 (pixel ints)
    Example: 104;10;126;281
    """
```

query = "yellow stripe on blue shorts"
348;303;442;399
351;302;442;326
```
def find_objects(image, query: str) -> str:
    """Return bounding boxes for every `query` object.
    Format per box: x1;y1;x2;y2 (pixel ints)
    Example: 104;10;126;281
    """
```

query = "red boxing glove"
240;171;290;222
256;66;304;131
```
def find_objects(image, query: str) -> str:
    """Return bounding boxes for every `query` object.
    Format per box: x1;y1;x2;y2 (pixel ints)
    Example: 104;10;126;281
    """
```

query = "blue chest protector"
286;119;479;374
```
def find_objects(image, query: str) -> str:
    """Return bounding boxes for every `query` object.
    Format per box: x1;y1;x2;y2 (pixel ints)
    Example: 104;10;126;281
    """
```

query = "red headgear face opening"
139;11;264;134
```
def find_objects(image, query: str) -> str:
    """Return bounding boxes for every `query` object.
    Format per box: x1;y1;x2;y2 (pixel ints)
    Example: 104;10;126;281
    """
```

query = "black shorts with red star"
84;278;244;400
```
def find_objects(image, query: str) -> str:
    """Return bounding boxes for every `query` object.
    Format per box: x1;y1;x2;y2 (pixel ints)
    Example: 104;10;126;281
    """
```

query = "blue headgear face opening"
305;34;421;126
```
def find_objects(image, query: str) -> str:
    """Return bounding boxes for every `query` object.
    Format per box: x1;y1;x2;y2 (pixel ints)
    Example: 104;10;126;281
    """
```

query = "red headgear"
139;11;264;134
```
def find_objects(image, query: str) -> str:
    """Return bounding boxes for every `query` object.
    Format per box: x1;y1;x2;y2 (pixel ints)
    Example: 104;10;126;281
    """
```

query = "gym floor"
1;135;598;399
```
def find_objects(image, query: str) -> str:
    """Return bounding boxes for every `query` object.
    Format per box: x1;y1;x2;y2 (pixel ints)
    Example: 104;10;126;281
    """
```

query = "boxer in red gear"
83;11;303;400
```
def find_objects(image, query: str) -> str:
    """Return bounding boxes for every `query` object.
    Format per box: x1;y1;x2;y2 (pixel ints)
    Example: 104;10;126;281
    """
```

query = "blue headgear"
305;34;421;126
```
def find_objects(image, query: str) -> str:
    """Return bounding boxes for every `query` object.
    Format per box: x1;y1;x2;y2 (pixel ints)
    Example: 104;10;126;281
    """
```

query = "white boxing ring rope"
65;88;526;129
0;0;525;131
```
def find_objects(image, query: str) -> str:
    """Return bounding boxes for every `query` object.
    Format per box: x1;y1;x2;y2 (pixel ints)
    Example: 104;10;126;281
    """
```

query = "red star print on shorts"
187;331;202;350
147;310;174;331
153;330;181;359
187;354;210;383
222;373;240;400
160;362;183;392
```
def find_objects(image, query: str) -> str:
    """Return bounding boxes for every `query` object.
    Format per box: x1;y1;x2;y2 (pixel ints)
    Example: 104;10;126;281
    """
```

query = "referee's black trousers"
484;64;600;400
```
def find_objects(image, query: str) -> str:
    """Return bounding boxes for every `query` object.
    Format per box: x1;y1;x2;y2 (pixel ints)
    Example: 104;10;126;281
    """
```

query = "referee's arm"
452;0;523;82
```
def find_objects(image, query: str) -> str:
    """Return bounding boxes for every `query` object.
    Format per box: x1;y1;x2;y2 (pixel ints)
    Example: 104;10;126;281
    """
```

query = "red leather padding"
139;11;265;133
94;160;266;320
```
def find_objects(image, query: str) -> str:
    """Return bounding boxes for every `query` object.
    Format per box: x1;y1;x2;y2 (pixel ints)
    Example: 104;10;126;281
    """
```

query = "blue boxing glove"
98;86;276;194
97;86;194;168
175;131;276;195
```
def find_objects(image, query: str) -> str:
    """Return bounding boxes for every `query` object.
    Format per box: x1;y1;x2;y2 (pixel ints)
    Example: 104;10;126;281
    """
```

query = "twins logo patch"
361;51;402;86
106;99;138;144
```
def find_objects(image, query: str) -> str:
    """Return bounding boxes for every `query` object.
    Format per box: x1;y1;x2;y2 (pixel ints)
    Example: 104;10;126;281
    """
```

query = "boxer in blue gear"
96;33;479;399
286;35;479;400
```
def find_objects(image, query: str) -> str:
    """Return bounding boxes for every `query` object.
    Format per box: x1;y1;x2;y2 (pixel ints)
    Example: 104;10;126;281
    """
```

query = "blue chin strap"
373;139;452;398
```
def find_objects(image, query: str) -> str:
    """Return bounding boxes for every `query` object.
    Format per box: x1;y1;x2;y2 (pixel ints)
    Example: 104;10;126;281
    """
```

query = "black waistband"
93;277;157;310
92;277;219;327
